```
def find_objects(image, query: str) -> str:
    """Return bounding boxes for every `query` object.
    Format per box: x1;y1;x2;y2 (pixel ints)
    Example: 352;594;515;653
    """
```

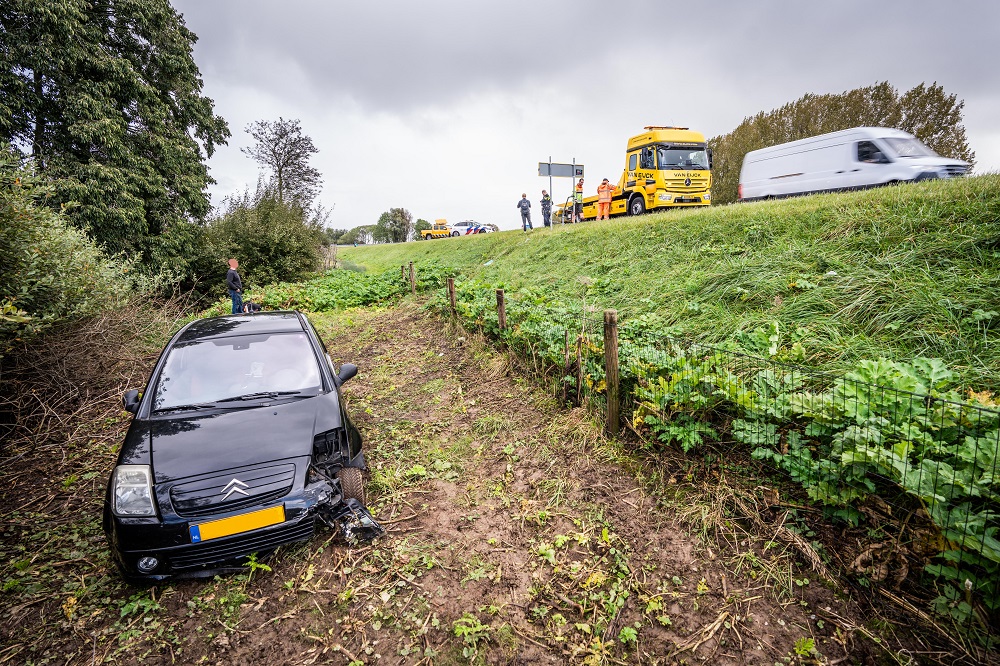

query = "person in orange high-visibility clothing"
596;178;615;220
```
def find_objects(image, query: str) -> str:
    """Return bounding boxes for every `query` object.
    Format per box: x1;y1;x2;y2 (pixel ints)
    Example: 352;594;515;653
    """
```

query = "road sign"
539;162;584;178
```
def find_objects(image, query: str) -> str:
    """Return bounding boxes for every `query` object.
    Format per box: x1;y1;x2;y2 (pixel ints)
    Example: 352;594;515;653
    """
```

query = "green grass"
342;175;1000;389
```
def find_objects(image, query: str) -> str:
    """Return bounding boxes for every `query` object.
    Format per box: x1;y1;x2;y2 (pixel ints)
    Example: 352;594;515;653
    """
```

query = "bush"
0;149;138;356
205;190;323;288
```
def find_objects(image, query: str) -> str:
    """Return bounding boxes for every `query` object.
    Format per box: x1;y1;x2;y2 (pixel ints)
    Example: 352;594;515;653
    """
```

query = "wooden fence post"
496;289;507;331
409;262;416;296
560;330;570;404
401;265;405;282
604;309;620;437
575;335;583;405
447;278;457;316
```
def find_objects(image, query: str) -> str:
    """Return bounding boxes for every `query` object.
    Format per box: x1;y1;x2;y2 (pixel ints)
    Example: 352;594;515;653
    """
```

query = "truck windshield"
657;147;710;170
882;137;938;158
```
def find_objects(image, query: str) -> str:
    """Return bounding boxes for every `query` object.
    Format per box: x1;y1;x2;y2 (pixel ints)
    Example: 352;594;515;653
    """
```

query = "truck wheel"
337;467;366;505
629;196;646;216
451;231;460;237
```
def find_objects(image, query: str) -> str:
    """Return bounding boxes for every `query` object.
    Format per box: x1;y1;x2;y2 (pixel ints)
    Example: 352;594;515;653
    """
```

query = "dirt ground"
1;303;929;665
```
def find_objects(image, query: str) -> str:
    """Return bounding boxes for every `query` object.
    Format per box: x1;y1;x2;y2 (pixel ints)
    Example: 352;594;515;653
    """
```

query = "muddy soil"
2;304;885;665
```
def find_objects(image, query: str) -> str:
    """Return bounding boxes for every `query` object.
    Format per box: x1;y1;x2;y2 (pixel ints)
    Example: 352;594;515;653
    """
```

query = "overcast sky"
172;0;1000;231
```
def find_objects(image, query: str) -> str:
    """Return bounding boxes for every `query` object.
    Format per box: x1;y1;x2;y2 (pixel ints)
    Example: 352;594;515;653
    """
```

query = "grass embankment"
342;175;1000;389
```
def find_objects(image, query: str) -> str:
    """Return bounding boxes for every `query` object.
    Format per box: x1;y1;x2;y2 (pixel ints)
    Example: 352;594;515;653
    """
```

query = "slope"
341;175;1000;389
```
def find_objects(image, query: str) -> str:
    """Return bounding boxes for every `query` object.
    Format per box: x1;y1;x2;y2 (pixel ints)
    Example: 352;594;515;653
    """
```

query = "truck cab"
560;126;713;221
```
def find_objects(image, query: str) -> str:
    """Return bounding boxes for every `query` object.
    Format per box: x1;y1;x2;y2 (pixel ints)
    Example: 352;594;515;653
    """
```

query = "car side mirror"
337;363;358;385
123;389;140;414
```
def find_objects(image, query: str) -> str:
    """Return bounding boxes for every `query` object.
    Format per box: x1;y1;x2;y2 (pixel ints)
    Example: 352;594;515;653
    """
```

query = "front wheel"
451;231;460;237
337;467;366;505
629;196;646;216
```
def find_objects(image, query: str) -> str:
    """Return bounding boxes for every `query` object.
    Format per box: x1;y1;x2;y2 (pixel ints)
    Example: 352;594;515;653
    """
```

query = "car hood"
145;395;341;485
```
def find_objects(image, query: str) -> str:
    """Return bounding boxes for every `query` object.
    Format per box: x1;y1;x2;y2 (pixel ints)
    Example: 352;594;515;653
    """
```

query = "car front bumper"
104;478;381;580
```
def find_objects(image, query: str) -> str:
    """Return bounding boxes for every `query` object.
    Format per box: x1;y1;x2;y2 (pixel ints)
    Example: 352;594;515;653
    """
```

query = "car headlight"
112;465;156;516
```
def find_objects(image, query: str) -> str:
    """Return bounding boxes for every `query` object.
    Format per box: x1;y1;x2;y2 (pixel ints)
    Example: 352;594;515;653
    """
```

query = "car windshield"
657;147;710;170
882;137;938;158
152;332;322;411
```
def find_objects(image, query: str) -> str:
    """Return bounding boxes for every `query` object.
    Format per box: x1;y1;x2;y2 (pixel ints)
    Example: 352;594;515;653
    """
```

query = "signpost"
538;158;584;224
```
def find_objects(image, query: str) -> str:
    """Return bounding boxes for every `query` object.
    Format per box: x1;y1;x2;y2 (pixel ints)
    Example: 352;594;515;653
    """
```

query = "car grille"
169;463;296;517
169;519;314;571
942;165;967;177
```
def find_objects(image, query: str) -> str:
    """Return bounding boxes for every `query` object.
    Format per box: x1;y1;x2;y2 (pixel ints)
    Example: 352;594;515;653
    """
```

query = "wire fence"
431;274;999;657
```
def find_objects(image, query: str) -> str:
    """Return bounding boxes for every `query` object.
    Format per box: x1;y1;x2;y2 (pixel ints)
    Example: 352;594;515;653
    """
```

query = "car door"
849;140;891;189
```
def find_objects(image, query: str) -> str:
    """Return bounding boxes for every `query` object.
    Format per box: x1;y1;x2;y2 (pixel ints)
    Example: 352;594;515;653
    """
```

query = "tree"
340;225;374;245
1;146;134;353
0;0;230;256
321;228;350;246
372;207;412;244
414;218;431;239
242;118;322;206
708;81;976;205
205;181;323;287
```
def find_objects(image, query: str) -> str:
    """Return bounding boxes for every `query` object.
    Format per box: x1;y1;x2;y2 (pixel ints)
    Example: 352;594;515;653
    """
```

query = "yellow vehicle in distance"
419;219;459;240
556;126;713;222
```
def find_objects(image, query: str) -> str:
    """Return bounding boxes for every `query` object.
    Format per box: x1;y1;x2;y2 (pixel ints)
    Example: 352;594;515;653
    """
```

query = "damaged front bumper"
106;472;384;581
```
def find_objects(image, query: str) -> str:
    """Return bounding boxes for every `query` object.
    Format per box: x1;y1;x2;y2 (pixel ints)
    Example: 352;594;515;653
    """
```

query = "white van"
738;127;968;201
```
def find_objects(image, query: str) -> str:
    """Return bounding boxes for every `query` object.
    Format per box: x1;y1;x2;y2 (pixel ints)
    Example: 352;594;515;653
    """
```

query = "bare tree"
241;118;322;206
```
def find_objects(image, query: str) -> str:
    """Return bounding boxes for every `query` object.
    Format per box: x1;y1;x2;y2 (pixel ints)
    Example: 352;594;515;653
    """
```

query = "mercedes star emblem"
221;478;250;500
684;177;692;187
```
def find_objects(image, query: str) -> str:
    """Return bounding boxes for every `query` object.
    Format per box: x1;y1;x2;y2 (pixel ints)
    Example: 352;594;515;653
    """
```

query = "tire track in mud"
227;303;864;665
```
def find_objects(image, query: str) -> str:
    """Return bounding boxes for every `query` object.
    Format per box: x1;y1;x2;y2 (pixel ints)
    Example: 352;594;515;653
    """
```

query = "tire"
629;196;646;216
337;467;366;505
451;231;460;237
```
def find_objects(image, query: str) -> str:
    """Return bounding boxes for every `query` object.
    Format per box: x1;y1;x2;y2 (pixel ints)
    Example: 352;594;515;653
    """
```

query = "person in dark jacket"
540;190;553;227
226;258;243;315
517;193;532;231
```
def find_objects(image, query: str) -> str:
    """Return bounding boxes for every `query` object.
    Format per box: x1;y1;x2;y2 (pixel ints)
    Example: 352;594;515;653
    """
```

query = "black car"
103;311;382;581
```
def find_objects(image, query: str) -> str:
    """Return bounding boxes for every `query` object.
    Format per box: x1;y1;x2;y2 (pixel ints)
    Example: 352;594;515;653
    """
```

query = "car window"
856;140;884;163
152;332;322;410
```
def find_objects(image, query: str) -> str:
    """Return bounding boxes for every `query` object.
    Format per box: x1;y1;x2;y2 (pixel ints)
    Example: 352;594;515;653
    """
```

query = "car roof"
176;311;305;343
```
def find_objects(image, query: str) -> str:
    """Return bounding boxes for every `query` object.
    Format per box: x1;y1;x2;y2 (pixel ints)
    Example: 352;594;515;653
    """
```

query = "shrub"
0;149;138;355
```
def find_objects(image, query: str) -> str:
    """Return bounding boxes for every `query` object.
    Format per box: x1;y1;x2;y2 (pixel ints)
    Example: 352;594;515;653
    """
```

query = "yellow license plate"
189;505;285;543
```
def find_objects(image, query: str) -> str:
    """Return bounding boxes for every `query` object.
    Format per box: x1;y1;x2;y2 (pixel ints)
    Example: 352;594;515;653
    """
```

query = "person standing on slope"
574;178;584;222
540;190;553;227
226;258;243;315
597;178;615;220
517;193;532;231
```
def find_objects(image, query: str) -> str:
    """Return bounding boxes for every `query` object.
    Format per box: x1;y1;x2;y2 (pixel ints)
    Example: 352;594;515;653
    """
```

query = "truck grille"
664;175;710;192
170;463;296;517
168;520;314;571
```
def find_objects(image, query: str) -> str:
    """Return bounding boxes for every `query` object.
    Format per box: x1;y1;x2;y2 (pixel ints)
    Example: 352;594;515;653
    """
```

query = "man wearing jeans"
517;193;532;231
226;258;243;314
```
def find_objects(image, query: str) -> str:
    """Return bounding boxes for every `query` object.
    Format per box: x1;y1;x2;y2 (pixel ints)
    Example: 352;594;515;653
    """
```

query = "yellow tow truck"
419;219;459;240
556;126;713;222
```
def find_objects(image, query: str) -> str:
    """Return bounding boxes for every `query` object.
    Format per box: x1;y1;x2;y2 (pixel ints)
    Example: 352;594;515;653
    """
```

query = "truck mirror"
707;148;713;169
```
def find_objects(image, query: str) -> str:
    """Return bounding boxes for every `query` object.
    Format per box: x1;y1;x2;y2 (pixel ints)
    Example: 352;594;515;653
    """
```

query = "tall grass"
343;175;1000;389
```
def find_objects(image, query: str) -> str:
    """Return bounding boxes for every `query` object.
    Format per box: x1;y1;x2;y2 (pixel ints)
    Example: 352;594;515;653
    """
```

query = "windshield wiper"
152;402;220;414
215;390;306;402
